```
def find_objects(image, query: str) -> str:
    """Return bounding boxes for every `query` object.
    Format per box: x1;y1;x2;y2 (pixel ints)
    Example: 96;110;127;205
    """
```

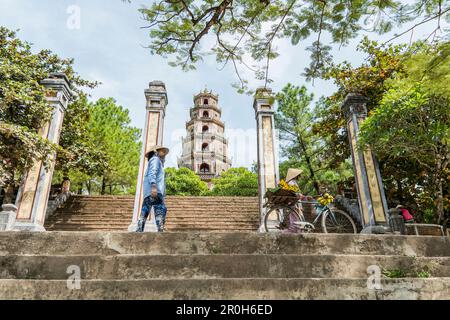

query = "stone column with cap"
253;87;280;232
342;93;389;233
13;73;72;231
128;81;168;232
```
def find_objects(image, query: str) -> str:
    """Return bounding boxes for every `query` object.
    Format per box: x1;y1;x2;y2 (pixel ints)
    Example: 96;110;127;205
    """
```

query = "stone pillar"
13;73;72;231
342;93;389;233
253;87;280;232
128;81;168;232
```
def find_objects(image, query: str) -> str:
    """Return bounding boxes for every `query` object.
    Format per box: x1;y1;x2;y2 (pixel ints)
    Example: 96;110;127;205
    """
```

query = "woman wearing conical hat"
286;168;303;188
136;145;170;232
284;168;305;233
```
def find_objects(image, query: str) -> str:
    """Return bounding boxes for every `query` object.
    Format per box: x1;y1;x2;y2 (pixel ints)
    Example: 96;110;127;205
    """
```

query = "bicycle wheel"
263;207;281;232
321;208;357;234
263;206;301;233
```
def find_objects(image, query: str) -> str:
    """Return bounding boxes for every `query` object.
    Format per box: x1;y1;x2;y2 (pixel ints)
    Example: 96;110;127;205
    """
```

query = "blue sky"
0;0;442;168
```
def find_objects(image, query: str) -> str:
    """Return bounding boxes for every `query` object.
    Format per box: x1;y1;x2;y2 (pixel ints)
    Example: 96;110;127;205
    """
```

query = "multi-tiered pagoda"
178;89;232;183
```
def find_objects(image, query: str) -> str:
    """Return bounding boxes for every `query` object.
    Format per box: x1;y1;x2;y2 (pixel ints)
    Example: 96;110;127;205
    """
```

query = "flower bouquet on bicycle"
298;193;358;234
265;180;300;206
263;180;311;233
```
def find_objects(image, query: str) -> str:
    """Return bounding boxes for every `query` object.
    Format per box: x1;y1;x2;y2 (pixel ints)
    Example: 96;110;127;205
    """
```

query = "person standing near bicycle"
286;168;302;187
286;168;303;203
285;168;304;232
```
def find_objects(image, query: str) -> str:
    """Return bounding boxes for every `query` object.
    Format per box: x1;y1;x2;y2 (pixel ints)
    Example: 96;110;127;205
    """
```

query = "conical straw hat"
145;145;169;158
286;168;303;183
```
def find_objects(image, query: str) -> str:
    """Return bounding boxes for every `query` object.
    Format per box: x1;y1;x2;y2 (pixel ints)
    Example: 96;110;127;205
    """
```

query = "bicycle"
263;192;357;234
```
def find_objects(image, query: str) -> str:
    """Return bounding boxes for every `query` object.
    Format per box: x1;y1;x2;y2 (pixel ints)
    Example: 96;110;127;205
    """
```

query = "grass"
382;268;431;278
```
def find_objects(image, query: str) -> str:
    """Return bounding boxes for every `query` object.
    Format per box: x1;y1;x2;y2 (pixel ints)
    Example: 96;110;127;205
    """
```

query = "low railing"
405;223;447;237
45;180;72;218
45;191;71;219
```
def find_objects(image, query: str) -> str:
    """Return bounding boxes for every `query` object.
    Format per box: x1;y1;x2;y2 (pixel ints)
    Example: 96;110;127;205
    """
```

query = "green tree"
319;39;450;224
275;83;353;195
275;84;320;193
359;78;449;225
134;0;449;91
54;96;108;182
314;37;410;166
165;167;209;195
211;167;258;196
86;98;141;195
0;27;96;201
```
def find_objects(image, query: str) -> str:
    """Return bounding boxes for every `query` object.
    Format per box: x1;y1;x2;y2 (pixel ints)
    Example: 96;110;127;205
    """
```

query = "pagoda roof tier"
194;89;219;102
186;117;225;129
182;133;228;144
190;104;222;113
178;152;232;165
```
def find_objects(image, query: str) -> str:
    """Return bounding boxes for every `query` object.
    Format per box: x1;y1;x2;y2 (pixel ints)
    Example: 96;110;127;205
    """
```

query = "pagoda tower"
178;89;232;183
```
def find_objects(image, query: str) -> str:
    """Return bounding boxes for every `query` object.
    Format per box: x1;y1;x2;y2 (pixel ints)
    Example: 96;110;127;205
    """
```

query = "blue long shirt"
142;155;166;199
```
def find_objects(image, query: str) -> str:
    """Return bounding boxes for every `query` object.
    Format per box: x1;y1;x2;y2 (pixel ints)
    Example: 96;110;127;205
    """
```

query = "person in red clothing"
396;204;414;223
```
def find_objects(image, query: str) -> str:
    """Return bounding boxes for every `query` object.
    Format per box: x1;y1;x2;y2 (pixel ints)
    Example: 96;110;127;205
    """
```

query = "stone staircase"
44;195;260;232
0;232;448;299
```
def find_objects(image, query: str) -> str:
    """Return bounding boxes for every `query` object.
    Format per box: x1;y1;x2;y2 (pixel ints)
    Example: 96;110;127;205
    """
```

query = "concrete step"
1;232;449;257
173;216;259;220
46;217;131;221
166;223;258;228
46;217;259;222
43;228;126;232
52;209;258;214
44;225;258;231
49;195;260;232
61;205;257;209
45;223;129;227
46;221;259;226
166;229;257;233
61;204;258;209
53;215;257;220
59;202;258;206
45;219;257;226
43;227;249;233
54;206;258;211
69;195;258;202
0;278;448;299
46;217;259;223
1;254;448;280
44;224;258;230
1;231;449;300
43;227;127;232
169;206;258;210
